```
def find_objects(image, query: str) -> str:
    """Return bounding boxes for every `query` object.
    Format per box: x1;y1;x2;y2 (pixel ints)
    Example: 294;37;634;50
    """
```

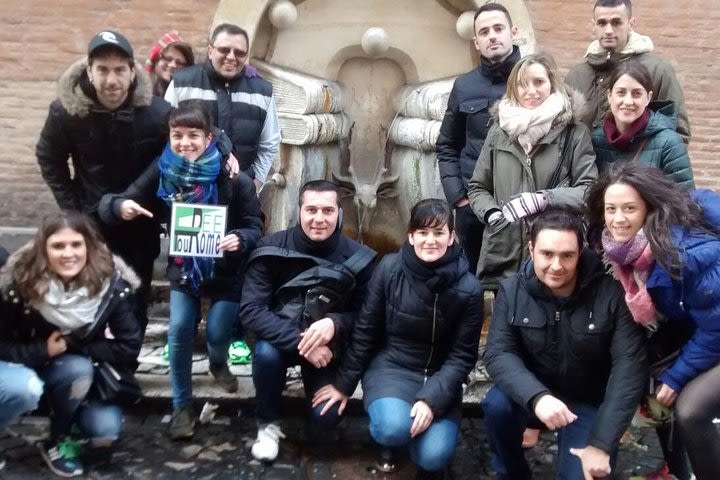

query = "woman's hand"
218;233;241;252
298;318;335;356
46;331;67;357
119;200;153;221
569;446;611;480
410;400;434;438
311;384;348;416
225;153;239;178
656;383;678;407
304;345;333;369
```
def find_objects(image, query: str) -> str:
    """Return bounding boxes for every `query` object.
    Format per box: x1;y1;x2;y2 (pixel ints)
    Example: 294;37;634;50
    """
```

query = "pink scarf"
601;228;657;328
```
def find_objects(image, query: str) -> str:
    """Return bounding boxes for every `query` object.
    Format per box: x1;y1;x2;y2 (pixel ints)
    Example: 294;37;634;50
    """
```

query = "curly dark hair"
585;163;707;278
12;211;114;302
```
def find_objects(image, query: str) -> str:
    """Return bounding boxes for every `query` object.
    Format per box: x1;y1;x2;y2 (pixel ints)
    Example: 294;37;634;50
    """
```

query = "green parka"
592;101;695;190
467;90;598;290
565;32;690;143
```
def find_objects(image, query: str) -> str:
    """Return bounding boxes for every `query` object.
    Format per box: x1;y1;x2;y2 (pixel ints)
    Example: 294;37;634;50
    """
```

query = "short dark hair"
168;101;214;134
594;0;632;16
473;2;513;28
298;180;339;207
606;60;653;95
88;45;135;68
408;199;454;234
210;23;249;47
529;207;585;252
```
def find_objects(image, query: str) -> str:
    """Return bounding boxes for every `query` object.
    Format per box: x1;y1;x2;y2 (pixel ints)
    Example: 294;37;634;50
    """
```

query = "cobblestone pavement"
1;405;668;479
0;314;670;479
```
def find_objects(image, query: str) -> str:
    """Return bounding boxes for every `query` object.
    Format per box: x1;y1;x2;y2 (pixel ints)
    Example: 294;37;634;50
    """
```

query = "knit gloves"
501;192;548;222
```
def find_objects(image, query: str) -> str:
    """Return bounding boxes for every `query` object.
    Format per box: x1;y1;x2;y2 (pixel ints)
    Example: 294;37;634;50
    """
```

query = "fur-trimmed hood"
56;57;154;118
489;87;589;134
585;31;654;57
0;241;142;293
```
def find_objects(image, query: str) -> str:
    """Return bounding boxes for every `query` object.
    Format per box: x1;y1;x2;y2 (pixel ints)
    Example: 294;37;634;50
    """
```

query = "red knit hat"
145;31;195;73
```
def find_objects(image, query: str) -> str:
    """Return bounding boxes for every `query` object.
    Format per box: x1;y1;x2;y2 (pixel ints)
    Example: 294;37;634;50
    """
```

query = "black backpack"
247;245;376;327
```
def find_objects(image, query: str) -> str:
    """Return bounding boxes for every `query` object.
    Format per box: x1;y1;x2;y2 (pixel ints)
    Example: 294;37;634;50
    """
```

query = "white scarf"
33;278;109;334
498;92;566;154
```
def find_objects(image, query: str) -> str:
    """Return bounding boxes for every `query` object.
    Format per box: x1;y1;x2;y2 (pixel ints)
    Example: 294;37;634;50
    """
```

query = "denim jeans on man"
168;290;239;409
0;361;43;431
368;397;460;472
482;386;618;480
252;340;341;428
37;354;123;443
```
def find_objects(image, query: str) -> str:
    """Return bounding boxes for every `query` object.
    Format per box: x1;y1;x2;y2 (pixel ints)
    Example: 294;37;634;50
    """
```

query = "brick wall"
528;0;720;189
0;0;716;227
0;0;219;226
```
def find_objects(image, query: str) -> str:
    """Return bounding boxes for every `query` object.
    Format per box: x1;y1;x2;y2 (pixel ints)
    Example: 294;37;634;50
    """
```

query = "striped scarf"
157;141;221;292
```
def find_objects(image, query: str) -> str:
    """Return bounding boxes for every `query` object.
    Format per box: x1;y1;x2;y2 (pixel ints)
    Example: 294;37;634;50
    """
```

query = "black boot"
376;446;396;473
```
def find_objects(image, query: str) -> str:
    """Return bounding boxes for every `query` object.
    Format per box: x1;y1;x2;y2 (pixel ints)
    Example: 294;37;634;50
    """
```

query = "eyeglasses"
212;45;248;58
159;54;187;67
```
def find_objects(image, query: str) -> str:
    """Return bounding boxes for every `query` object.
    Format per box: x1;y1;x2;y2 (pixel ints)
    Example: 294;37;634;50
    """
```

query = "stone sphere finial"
361;27;389;57
268;0;298;30
456;11;476;40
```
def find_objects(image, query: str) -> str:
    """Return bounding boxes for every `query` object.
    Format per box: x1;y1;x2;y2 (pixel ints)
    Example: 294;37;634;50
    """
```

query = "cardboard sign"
169;203;227;258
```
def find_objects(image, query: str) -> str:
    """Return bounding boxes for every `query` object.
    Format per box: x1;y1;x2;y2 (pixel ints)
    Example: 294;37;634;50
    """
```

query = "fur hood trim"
585;31;654;57
0;241;142;292
56;57;154;117
490;87;589;130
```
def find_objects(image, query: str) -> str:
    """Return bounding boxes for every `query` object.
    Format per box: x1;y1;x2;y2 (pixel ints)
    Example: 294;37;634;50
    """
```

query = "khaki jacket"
467;90;598;290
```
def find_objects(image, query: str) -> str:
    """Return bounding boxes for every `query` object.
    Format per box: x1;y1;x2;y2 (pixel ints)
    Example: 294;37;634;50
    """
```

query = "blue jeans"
482;386;617;480
368;397;460;472
252;340;341;428
38;354;123;444
168;290;240;409
0;361;43;431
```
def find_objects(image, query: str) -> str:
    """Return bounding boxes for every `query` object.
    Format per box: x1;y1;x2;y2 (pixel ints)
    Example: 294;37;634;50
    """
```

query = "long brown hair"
13;211;114;302
585;163;707;279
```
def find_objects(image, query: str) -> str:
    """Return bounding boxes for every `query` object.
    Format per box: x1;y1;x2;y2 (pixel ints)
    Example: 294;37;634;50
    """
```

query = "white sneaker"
251;423;286;462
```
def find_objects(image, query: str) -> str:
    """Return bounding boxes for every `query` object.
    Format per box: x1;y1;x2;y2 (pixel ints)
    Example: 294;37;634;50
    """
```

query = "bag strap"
630;138;649;163
340;245;376;275
547;125;575;189
247;245;334;267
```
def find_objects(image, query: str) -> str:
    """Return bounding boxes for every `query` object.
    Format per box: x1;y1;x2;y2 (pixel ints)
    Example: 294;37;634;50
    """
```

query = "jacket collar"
56;58;154;118
585;31;654;57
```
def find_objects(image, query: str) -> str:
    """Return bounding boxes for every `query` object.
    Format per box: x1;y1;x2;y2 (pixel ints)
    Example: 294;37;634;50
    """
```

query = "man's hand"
225;153;240;178
569;446;611;480
455;197;470;208
218;233;241;252
46;331;67;357
311;384;348;416
304;345;333;369
533;394;577;430
119;200;153;221
298;318;335;356
656;384;678;407
410;401;434;438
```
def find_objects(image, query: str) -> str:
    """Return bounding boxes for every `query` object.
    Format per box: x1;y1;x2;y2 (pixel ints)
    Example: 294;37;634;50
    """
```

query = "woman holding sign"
99;102;263;440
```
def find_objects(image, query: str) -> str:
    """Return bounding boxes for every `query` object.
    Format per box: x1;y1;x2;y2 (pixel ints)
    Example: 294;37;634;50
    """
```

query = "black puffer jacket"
98;160;263;301
484;249;647;453
239;226;375;354
0;249;142;374
436;47;520;207
36;59;171;269
335;246;483;417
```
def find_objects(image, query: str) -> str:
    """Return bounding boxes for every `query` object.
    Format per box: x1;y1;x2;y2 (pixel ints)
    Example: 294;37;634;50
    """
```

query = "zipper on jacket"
554;311;560;324
423;294;439;384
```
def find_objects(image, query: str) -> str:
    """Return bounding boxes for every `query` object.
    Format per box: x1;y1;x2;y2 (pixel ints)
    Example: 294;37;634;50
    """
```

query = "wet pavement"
0;313;671;479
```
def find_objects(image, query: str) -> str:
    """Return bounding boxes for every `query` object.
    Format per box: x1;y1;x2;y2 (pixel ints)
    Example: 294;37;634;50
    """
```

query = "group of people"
0;1;716;479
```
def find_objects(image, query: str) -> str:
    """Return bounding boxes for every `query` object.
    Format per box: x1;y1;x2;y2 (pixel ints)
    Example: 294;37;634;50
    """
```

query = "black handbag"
92;362;143;406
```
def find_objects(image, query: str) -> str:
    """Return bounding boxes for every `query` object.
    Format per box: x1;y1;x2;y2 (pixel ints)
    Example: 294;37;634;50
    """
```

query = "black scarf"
291;224;342;258
481;45;521;83
400;241;464;293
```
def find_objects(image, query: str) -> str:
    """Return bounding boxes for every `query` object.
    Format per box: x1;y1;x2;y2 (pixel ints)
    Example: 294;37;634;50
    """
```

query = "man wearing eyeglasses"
165;23;280;188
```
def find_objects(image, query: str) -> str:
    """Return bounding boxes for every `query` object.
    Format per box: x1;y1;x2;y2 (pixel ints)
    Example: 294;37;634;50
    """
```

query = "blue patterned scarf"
157;141;221;292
